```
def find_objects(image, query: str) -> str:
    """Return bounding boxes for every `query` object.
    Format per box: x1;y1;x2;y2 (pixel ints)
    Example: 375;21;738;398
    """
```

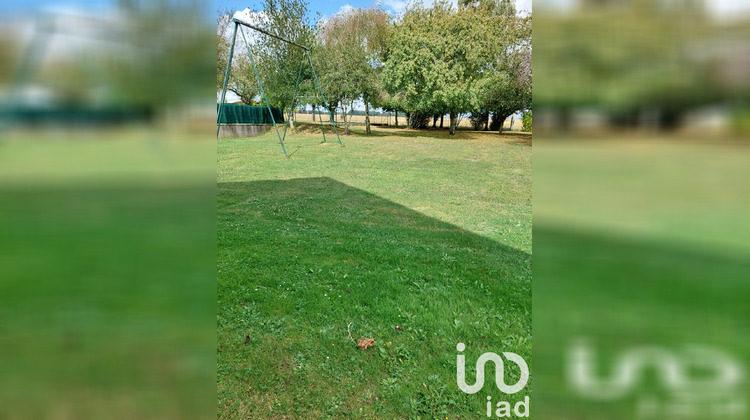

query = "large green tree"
315;6;390;135
99;3;213;109
534;2;713;128
480;11;531;133
251;0;315;129
382;0;495;135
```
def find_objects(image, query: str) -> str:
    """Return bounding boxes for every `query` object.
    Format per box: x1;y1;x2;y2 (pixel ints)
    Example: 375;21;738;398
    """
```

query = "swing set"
217;18;342;157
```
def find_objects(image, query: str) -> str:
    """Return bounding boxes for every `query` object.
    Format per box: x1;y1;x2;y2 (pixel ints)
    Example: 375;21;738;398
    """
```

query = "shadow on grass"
533;225;750;420
217;177;531;419
1;185;216;419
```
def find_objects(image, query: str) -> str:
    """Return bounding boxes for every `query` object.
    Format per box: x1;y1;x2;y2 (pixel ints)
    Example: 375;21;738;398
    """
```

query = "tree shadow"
217;177;531;418
500;131;532;146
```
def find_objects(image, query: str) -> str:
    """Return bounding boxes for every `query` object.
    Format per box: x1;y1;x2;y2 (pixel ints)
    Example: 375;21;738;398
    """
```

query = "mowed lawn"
217;124;532;419
532;138;750;419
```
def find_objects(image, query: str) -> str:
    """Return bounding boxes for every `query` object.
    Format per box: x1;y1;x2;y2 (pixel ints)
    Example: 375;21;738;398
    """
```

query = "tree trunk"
331;102;338;124
484;117;489;131
349;99;354;134
509;115;514;131
312;106;316;122
365;102;371;134
289;108;295;130
497;113;509;134
344;99;354;135
394;110;398;127
559;107;571;131
440;114;444;128
449;111;458;135
432;114;438;128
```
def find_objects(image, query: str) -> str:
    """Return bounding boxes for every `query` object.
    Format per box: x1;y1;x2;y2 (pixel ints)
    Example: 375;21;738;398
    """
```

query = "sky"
219;0;533;21
0;0;112;15
0;0;215;21
0;0;524;18
2;0;747;21
215;0;750;24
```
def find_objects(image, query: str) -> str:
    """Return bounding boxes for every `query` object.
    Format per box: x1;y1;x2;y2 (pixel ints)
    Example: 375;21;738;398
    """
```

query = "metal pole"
240;26;287;156
217;22;238;138
306;51;342;146
232;18;309;51
315;97;327;143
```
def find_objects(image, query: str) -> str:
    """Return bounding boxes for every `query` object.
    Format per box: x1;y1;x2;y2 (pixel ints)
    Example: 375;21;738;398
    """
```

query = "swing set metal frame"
217;18;342;157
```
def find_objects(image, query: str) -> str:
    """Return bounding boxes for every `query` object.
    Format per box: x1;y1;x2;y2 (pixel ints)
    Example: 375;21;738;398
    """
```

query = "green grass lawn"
533;137;750;419
0;127;216;419
217;124;532;419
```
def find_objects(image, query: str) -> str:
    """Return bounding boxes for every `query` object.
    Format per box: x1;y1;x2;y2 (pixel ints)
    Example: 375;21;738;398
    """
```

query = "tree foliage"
251;0;316;128
533;3;718;128
217;10;258;105
217;0;532;135
314;6;390;134
382;0;530;134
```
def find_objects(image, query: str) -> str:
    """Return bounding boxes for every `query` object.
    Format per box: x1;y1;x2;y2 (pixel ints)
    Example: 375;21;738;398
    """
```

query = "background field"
294;112;525;130
217;124;532;419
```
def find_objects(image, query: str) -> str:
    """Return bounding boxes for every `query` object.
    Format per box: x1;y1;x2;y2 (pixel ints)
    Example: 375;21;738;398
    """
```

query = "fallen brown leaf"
357;337;375;350
244;335;250;344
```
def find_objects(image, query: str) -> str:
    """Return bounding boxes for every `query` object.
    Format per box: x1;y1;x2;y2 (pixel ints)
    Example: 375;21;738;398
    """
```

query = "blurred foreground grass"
533;135;750;419
0;127;216;419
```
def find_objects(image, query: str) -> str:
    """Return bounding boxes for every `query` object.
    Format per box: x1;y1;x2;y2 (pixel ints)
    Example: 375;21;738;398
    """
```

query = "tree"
252;0;316;130
316;6;390;135
217;10;259;105
217;10;232;90
477;12;531;133
460;0;516;17
99;3;213;110
382;0;496;135
533;3;713;129
310;31;358;135
372;90;405;127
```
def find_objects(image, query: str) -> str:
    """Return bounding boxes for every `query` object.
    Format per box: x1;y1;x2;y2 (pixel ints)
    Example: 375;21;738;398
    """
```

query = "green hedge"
1;106;152;124
217;104;284;124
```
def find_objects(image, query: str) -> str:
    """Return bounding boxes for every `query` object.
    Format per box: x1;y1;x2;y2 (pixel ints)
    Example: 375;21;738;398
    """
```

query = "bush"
522;111;532;132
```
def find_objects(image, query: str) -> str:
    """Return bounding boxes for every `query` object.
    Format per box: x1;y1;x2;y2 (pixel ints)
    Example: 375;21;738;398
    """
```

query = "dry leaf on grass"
357;337;375;350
